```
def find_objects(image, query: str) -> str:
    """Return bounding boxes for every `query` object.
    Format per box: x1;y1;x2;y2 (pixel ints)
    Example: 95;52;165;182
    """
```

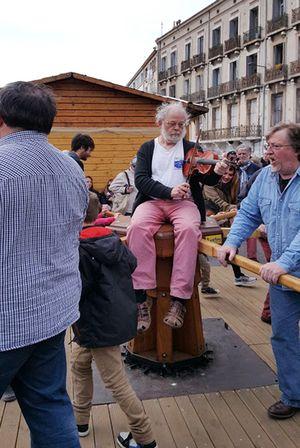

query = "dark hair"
71;134;95;152
85;192;100;224
0;81;56;134
266;123;300;161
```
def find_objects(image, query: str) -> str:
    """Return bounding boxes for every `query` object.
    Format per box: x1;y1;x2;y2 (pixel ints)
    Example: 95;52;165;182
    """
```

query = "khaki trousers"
71;343;154;445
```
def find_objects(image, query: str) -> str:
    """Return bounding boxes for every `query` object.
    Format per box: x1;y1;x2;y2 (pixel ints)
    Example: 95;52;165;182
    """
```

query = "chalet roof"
33;72;207;117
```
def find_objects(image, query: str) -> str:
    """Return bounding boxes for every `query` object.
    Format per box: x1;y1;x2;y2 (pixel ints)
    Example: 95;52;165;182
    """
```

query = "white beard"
161;126;186;144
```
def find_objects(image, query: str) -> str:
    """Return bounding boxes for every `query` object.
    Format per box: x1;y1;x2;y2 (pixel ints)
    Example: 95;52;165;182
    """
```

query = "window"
212;27;221;46
249;7;259;30
274;43;284;66
169;85;176;98
196;74;203;91
228;104;238;127
271;93;283;126
212;107;221;129
273;0;284;19
247;53;257;76
229;61;238;81
212;68;220;86
185;43;191;60
161;56;166;72
183;79;190;95
197;36;204;54
297;89;300;123
247;99;257;126
160;88;166;96
229;18;238;38
170;51;177;68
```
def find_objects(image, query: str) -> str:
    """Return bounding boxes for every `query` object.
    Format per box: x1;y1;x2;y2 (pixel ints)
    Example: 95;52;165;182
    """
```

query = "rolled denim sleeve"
226;177;263;248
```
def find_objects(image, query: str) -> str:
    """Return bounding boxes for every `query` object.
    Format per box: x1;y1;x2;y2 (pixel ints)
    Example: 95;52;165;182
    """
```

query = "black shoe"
1;386;16;402
77;424;89;437
117;432;158;447
268;401;297;419
261;315;271;325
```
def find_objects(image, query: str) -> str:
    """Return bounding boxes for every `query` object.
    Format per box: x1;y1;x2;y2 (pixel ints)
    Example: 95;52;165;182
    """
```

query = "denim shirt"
226;165;300;278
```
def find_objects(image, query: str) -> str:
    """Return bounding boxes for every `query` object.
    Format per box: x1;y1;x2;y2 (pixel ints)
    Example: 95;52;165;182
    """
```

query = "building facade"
129;0;300;154
127;50;158;94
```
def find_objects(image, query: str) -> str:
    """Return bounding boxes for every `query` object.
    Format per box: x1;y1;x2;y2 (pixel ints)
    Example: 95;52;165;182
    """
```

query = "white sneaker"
117;432;158;448
234;275;257;286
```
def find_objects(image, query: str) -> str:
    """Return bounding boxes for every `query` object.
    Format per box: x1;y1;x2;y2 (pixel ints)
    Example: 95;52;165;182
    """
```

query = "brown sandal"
163;301;186;329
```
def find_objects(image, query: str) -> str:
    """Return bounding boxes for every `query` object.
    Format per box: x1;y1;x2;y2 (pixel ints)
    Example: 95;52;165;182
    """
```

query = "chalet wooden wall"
46;77;161;188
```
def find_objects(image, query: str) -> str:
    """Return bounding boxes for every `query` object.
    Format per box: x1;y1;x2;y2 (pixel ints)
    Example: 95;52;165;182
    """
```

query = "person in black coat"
127;101;228;332
71;192;157;448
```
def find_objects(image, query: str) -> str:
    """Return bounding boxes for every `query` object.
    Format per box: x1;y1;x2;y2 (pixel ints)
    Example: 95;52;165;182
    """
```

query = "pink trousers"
127;199;201;299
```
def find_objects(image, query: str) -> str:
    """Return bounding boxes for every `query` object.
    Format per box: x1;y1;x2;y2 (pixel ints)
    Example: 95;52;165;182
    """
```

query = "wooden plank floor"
2;266;299;447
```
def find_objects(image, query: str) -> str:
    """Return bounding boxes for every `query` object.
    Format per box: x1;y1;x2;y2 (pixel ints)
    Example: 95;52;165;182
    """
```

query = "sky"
1;0;213;88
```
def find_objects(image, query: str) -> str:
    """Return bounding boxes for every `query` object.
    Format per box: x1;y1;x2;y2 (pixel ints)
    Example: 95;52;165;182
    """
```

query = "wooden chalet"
34;72;207;189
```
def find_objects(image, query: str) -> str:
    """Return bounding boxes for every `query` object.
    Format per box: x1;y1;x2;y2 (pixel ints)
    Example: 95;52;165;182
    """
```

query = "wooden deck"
2;266;299;448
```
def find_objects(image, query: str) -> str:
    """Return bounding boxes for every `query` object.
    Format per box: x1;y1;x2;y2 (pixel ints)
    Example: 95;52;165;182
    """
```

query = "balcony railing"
290;59;300;76
220;79;240;94
265;64;288;82
267;13;288;34
158;70;168;82
192;53;206;67
190;90;206;102
181;59;192;72
167;65;178;78
201;125;261;140
240;73;261;89
208;44;223;60
224;36;241;53
243;26;262;45
207;85;222;98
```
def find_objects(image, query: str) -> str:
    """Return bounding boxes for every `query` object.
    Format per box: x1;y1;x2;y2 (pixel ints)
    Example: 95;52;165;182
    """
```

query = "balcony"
180;91;206;103
158;70;168;82
207;85;222;98
167;65;178;78
192;53;206;68
243;26;262;45
240;73;261;90
220;80;240;95
201;125;261;141
292;7;300;25
265;64;288;83
181;59;192;73
224;36;241;53
290;59;300;77
208;44;223;61
267;13;288;35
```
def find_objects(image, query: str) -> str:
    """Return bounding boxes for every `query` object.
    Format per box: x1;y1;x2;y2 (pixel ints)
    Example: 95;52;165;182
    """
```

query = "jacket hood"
80;231;125;266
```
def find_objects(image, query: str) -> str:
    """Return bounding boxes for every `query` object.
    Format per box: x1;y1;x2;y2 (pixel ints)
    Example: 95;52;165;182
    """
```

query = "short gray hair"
155;101;190;125
236;144;252;154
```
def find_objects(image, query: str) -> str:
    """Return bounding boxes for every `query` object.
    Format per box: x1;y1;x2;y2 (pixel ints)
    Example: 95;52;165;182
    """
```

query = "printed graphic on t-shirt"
174;158;184;169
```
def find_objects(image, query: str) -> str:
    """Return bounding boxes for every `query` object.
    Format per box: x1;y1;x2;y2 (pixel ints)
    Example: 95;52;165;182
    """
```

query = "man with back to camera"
218;123;300;420
68;133;95;170
0;81;88;447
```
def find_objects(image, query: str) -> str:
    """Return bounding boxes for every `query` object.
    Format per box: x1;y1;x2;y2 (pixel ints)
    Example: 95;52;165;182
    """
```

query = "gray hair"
155;101;190;125
236;143;252;154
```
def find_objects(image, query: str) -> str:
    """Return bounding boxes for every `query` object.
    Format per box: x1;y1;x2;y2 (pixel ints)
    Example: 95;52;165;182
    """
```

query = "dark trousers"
0;331;80;448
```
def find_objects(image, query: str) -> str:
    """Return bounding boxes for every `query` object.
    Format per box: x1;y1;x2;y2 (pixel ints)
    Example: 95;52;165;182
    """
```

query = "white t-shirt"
151;138;186;188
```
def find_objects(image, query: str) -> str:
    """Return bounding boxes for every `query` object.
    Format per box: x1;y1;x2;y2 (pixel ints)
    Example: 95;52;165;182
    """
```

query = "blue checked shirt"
226;165;300;278
0;131;88;351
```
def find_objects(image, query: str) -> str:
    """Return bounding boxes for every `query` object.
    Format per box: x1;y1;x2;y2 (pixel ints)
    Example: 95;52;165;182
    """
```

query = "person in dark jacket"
127;101;228;331
71;192;157;448
67;133;95;170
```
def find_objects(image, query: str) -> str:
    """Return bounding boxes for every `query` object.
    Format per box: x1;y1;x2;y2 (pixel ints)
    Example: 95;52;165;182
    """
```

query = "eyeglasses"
164;120;187;128
264;143;291;150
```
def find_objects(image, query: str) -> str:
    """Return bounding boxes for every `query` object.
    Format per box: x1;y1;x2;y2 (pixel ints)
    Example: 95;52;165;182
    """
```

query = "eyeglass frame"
264;142;292;150
163;120;189;128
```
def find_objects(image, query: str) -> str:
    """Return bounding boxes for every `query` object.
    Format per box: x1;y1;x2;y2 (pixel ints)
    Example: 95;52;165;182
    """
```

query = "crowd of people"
0;81;299;448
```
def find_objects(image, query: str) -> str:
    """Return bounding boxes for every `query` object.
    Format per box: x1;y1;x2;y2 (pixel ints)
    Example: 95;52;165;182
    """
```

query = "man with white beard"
127;102;227;331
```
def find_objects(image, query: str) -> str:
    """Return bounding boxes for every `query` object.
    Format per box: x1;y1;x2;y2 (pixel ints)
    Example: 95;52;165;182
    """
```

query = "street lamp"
249;62;267;153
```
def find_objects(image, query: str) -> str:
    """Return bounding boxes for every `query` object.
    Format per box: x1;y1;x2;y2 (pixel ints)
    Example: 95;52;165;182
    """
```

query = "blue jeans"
270;285;300;407
0;331;80;448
